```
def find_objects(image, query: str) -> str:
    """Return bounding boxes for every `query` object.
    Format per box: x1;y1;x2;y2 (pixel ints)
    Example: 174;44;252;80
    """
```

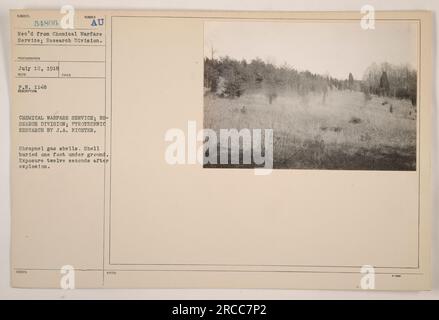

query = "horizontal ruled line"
15;44;105;47
15;60;105;63
16;76;105;79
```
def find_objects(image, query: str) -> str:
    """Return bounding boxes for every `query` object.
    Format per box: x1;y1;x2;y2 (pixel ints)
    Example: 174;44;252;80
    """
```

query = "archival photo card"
9;10;432;290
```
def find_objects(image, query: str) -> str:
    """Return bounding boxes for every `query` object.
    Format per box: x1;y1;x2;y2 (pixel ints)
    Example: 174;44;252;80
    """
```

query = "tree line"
204;57;417;106
362;62;417;106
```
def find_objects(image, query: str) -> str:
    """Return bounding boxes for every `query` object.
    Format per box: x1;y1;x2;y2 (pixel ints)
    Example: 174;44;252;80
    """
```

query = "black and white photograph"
203;21;418;170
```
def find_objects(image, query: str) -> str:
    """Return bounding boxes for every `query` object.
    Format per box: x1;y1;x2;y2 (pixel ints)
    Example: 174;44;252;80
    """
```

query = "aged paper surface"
10;10;432;290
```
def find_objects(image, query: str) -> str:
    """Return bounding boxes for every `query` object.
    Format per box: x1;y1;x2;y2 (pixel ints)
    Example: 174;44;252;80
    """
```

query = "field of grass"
204;89;417;170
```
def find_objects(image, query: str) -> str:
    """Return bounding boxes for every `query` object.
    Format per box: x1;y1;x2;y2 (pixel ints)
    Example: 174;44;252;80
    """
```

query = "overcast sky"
204;21;418;80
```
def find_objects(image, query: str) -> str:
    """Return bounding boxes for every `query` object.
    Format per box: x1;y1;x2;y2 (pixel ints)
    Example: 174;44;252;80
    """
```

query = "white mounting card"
10;10;432;290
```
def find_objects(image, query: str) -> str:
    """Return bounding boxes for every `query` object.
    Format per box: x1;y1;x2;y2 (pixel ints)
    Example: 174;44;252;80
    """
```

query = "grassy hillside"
204;90;416;170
